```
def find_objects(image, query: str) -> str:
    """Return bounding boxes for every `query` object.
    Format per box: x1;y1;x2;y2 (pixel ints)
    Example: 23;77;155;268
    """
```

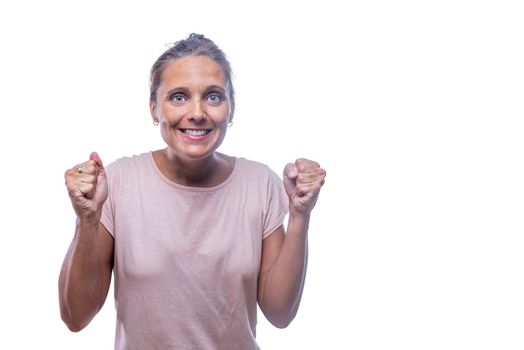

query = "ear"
149;99;159;124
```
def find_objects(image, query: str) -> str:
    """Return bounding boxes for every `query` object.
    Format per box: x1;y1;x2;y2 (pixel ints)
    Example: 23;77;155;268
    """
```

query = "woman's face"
150;55;232;162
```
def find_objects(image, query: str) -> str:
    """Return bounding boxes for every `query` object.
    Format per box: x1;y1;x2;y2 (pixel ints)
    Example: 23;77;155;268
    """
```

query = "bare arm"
59;222;114;331
258;216;309;328
59;152;113;331
258;159;325;328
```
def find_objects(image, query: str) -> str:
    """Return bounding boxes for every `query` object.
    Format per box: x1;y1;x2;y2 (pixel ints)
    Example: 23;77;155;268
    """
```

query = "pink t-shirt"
101;152;288;350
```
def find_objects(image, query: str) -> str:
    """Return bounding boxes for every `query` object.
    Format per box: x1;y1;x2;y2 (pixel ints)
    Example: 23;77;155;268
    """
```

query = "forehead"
160;55;226;89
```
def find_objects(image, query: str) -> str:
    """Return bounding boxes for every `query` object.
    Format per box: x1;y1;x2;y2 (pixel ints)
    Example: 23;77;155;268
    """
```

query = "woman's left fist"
283;158;326;217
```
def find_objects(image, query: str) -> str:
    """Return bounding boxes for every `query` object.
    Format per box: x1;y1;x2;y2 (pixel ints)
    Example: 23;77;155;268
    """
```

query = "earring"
227;120;233;127
153;120;159;126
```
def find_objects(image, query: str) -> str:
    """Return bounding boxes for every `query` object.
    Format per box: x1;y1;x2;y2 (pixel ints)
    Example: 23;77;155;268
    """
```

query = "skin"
59;55;326;332
149;56;234;187
59;152;113;331
258;158;326;327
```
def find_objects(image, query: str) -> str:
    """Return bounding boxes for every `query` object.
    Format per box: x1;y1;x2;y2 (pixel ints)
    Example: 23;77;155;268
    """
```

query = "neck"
155;149;231;187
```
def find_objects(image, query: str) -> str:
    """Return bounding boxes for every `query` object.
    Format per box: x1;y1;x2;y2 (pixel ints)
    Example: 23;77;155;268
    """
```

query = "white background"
1;0;523;349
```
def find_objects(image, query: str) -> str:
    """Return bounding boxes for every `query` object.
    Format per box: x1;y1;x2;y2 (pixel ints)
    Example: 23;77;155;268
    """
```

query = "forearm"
261;214;310;327
59;219;106;331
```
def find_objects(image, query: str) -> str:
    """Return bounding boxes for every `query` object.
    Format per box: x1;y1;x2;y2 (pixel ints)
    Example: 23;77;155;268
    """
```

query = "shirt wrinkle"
101;152;288;350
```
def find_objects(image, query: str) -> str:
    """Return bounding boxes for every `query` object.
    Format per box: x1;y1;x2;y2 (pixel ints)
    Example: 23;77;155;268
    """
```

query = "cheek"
159;107;186;126
215;106;231;124
159;123;170;141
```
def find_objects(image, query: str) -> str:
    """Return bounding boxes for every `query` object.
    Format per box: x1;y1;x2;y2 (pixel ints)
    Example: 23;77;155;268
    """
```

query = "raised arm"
257;158;325;328
59;152;114;332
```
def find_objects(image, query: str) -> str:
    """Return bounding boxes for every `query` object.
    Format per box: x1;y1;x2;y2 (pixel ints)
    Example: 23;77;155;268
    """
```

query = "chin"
177;147;217;161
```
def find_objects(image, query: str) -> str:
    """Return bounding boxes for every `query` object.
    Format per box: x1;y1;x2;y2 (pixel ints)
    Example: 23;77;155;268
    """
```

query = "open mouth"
179;128;212;136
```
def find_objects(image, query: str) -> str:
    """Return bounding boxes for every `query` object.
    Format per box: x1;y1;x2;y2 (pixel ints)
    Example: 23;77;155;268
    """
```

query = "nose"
189;99;206;123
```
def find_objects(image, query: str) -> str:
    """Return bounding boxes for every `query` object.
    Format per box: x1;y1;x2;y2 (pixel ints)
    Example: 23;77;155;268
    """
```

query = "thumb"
283;163;297;197
87;152;108;201
90;151;106;177
90;151;104;168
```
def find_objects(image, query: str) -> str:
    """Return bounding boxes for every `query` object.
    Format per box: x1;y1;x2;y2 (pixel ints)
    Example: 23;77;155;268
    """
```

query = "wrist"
76;212;102;227
289;211;311;225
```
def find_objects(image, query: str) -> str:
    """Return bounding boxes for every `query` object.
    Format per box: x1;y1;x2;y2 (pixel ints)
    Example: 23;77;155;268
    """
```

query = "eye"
206;93;223;105
169;93;187;104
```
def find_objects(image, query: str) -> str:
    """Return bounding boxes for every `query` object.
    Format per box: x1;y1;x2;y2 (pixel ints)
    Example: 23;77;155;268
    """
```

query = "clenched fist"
64;152;108;222
283;158;326;217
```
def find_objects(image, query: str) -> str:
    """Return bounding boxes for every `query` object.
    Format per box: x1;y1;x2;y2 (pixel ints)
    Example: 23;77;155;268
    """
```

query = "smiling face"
150;55;232;162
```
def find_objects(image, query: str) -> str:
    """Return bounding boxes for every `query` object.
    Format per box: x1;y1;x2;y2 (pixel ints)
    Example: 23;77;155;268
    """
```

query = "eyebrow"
164;85;227;97
203;85;227;95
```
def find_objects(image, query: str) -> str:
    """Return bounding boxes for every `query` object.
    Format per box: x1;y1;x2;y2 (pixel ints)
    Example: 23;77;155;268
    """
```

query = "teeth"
182;129;210;136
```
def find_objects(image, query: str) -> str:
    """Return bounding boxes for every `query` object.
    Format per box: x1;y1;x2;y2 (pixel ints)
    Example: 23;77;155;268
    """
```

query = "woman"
59;33;326;349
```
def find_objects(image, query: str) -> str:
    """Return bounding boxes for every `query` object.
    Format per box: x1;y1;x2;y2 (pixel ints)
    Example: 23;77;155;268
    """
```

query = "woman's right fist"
65;152;108;222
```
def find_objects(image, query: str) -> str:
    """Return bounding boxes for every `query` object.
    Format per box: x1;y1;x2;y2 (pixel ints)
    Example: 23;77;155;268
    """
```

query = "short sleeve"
100;162;116;238
262;169;289;239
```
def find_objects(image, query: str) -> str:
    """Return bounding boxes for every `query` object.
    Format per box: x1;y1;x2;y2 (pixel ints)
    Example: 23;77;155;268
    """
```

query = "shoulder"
105;152;152;174
235;157;280;181
104;152;155;200
104;152;153;186
234;157;284;194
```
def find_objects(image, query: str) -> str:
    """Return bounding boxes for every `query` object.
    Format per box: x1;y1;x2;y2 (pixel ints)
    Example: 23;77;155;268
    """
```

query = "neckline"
147;151;238;192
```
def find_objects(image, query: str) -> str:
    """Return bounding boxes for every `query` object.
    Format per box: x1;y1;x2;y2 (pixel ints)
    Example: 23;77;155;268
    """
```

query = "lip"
177;128;213;140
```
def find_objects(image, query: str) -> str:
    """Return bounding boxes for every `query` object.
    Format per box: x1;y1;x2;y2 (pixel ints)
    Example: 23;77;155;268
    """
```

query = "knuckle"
295;158;321;172
295;158;307;167
80;183;94;193
296;163;307;172
85;174;97;183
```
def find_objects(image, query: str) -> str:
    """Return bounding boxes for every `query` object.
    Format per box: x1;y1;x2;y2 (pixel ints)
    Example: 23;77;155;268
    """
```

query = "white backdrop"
1;0;523;349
